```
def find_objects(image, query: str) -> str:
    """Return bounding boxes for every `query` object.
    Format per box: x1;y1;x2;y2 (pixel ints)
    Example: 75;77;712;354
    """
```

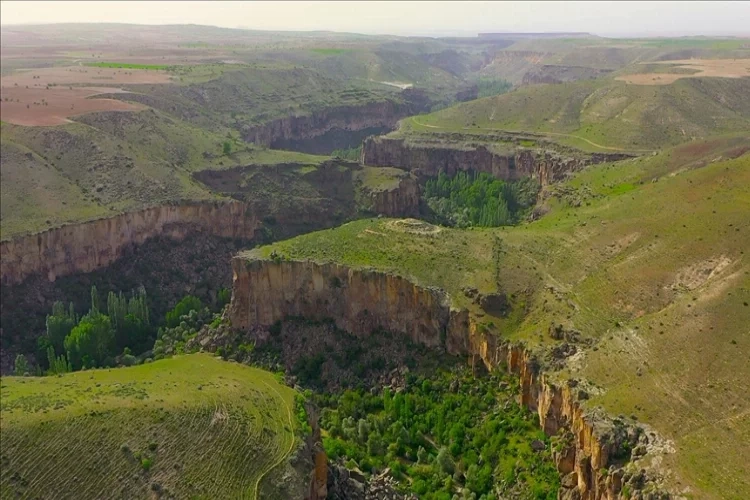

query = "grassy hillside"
0;112;326;239
399;77;750;152
253;141;750;498
0;354;300;499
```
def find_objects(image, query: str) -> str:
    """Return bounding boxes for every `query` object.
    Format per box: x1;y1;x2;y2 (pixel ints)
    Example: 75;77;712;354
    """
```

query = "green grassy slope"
400;77;750;152
253;142;750;498
0;112;326;239
0;354;299;499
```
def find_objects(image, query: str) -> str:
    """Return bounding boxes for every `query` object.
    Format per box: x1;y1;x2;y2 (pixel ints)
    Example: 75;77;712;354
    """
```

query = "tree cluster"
424;171;539;228
35;286;153;373
317;369;560;499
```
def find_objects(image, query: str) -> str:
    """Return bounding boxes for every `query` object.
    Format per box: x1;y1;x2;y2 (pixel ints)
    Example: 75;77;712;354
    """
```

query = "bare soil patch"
0;65;172;87
0;65;172;125
616;59;750;85
0;86;144;126
669;255;733;292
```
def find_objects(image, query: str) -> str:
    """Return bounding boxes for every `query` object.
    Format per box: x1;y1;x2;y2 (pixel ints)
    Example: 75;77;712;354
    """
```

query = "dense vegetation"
332;145;362;161
15;287;230;376
317;368;559;499
424;171;539;227
477;78;513;98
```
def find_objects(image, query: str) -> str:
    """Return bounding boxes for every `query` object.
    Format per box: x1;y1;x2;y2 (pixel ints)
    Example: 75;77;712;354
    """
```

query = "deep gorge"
228;257;663;500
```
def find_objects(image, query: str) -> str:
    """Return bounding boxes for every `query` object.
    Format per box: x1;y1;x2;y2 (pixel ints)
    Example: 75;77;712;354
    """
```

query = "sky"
1;1;749;38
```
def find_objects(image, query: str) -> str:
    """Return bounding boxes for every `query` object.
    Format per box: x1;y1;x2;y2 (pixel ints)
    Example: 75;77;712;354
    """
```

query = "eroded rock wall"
361;137;632;185
228;258;638;500
229;259;452;350
362;176;421;217
0;201;261;287
242;100;408;150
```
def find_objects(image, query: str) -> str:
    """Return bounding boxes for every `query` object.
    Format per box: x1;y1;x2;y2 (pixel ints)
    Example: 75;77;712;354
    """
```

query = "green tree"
64;312;114;369
45;301;77;355
222;140;232;155
90;285;100;314
13;354;30;376
46;346;72;375
165;295;203;328
108;287;150;352
436;447;455;475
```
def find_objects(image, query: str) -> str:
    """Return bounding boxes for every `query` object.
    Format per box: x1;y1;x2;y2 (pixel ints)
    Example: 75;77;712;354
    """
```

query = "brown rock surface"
0;201;260;286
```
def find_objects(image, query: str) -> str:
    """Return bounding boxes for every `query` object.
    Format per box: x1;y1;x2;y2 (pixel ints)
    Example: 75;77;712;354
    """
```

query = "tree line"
13;286;229;376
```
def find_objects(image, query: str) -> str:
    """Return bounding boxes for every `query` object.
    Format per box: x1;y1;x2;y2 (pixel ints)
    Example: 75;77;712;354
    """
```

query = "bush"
165;296;202;328
141;457;153;471
121;354;137;366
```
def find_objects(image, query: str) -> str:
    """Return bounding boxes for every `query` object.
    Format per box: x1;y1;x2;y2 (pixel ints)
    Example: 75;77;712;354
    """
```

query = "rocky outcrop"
361;137;633;186
359;175;420;218
242;100;409;150
0;201;261;287
229;257;665;500
229;260;453;350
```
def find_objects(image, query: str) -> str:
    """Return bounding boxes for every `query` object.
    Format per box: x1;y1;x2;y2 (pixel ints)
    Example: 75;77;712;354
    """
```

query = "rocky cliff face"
361;137;632;186
0;201;261;287
359;176;420;218
242;100;410;151
229;258;664;500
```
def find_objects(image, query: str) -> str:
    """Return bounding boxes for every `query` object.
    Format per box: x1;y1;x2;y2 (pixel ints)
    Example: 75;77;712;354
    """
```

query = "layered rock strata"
361;136;632;185
229;258;660;500
0;201;261;287
359;176;420;217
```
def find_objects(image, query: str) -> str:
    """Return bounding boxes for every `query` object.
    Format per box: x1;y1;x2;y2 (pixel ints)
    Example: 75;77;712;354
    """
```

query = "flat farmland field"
0;65;172;125
0;86;144;125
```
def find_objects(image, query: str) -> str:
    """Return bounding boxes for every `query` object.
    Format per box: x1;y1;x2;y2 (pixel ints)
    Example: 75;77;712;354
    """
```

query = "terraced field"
0;354;299;499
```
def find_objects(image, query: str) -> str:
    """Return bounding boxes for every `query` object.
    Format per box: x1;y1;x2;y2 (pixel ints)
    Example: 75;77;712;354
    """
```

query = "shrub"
141;457;153;471
13;354;30;376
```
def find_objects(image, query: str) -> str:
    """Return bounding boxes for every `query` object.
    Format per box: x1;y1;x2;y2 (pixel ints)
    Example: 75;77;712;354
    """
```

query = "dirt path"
253;380;296;500
410;118;655;153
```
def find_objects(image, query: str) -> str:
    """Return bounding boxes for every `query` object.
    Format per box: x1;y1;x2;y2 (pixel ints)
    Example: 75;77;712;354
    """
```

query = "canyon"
229;257;667;500
243;98;426;154
361;136;633;185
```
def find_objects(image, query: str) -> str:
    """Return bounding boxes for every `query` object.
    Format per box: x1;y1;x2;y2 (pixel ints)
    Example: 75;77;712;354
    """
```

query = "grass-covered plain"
0;354;299;499
253;141;750;498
